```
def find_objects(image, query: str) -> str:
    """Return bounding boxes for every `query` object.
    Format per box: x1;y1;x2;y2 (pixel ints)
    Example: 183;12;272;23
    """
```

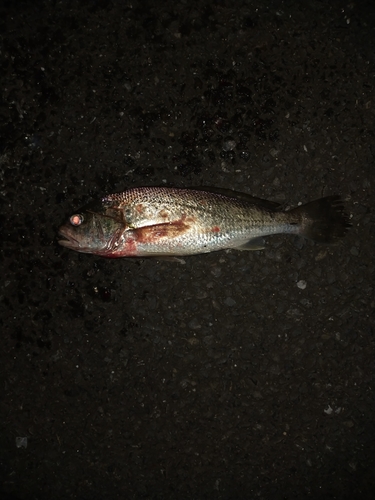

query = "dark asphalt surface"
1;1;374;498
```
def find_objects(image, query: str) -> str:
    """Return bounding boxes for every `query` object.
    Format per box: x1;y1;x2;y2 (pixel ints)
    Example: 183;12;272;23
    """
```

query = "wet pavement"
1;1;374;498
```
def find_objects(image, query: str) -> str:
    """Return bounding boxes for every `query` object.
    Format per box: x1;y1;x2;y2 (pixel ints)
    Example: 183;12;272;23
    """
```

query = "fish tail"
291;196;351;244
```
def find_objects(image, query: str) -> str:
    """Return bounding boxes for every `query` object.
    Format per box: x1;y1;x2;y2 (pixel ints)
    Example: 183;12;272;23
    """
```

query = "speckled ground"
1;1;374;499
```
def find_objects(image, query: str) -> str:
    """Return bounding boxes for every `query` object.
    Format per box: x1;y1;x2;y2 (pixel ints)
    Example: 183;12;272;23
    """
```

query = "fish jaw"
58;225;91;252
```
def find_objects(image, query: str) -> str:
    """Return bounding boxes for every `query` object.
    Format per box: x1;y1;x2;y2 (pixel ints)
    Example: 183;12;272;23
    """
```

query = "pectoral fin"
134;219;193;243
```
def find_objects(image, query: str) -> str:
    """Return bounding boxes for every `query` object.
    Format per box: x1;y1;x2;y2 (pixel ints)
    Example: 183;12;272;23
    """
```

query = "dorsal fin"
191;186;282;211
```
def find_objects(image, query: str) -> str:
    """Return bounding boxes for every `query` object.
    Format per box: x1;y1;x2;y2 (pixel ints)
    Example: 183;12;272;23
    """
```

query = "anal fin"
236;237;265;251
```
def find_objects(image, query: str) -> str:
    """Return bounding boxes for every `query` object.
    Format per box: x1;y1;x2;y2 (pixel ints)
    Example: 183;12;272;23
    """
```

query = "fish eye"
70;214;84;226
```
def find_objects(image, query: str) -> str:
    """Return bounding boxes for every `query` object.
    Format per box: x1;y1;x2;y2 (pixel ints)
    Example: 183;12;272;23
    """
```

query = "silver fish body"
58;187;350;258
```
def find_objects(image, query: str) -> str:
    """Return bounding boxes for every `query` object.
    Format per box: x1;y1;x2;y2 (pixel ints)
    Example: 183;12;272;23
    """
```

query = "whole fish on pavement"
58;187;351;258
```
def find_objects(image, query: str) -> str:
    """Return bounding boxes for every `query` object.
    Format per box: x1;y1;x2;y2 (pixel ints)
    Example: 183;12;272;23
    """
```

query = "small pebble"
16;437;28;449
224;297;236;307
297;280;307;290
222;138;236;151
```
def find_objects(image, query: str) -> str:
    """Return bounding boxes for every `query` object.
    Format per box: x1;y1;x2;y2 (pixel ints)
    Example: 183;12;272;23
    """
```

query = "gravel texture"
1;0;374;499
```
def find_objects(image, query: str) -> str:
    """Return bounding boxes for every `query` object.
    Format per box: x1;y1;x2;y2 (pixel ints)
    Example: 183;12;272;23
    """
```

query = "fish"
58;186;351;258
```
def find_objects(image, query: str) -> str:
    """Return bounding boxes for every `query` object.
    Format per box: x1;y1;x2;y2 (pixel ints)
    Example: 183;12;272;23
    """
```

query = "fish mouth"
58;225;82;250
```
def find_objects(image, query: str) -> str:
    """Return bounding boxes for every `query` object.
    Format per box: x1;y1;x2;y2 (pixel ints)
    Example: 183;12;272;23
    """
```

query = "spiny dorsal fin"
191;186;282;211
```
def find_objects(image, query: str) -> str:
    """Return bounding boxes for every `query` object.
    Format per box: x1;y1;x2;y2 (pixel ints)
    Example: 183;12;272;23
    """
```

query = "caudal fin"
291;196;351;244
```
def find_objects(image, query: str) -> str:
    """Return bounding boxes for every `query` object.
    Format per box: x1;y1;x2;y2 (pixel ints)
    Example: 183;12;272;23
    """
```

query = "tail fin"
291;196;351;244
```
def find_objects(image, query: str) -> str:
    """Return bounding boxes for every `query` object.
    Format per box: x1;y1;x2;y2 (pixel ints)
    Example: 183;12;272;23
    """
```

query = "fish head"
58;200;126;256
